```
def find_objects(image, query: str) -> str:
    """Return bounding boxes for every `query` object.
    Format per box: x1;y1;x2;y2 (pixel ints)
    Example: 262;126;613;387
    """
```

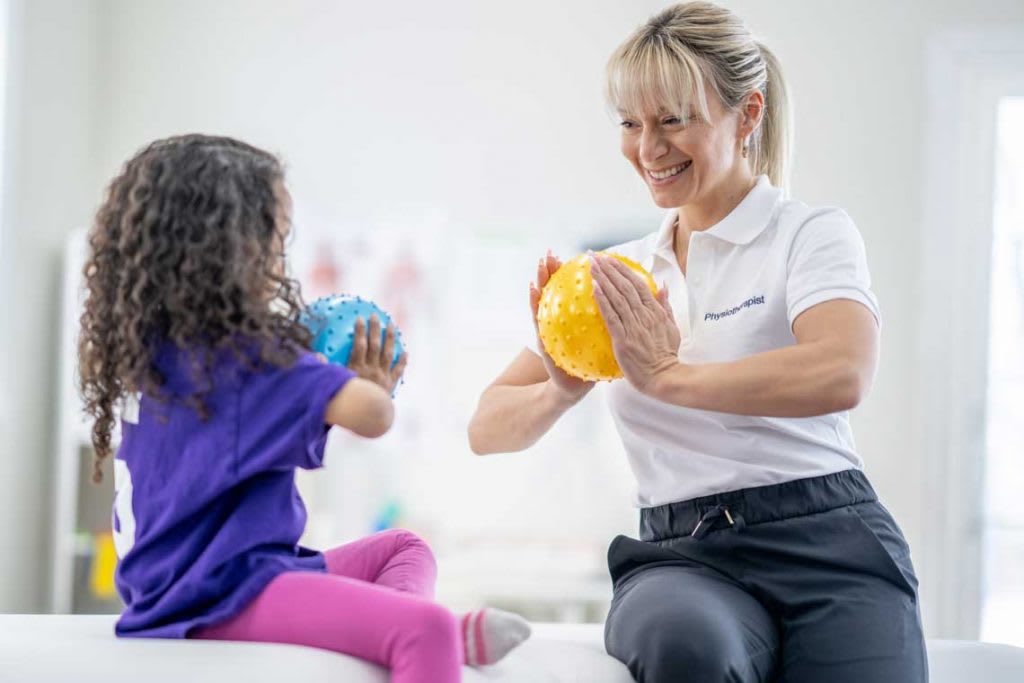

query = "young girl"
79;134;529;683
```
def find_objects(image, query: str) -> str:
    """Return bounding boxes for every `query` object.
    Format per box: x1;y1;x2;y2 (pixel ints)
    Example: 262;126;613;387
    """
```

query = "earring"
741;137;750;158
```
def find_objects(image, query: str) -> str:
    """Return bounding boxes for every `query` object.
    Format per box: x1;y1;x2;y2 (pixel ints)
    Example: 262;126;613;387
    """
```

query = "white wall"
3;0;1024;627
91;0;662;235
0;0;100;611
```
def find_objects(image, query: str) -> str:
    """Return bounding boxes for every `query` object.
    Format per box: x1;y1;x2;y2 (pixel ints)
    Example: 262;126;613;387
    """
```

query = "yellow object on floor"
89;531;117;599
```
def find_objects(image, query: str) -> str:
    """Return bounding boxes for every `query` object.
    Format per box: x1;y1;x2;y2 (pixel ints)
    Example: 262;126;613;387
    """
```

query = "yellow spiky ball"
537;252;657;381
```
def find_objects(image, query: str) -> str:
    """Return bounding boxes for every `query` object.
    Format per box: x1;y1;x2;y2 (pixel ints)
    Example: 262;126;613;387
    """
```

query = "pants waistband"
639;469;877;542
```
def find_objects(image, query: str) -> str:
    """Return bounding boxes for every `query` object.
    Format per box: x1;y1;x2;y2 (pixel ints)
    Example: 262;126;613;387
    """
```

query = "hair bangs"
606;34;711;123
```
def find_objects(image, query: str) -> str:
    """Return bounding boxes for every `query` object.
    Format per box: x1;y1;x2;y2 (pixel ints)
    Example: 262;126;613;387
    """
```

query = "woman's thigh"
770;503;928;683
605;562;778;683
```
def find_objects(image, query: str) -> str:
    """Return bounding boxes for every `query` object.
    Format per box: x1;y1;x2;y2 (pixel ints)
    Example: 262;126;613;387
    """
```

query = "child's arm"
321;313;406;438
324;378;394;438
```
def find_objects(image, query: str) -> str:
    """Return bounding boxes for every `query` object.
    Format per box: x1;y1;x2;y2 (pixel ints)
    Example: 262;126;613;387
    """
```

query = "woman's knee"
606;579;774;683
611;625;763;683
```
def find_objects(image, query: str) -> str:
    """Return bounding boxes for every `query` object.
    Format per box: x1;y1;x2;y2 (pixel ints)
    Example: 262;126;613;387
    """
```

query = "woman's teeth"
648;161;691;180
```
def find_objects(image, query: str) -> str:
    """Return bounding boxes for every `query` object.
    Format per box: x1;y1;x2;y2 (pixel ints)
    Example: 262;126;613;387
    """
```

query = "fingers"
600;256;651;312
536;250;562;290
529;281;541;320
382;322;396;367
591;273;626;342
545;249;561;280
367;315;382;360
536;257;549;289
532;249;561;328
390;351;408;386
590;255;639;328
349;317;368;367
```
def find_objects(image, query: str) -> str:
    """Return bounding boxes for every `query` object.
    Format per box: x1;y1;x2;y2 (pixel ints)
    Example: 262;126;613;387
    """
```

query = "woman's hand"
530;251;595;402
590;253;681;395
347;315;408;394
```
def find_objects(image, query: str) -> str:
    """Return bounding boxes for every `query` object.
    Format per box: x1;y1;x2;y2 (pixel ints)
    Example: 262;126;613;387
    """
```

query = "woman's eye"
619;120;637;130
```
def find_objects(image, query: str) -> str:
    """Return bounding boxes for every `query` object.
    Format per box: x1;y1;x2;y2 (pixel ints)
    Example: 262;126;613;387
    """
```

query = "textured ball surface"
301;294;405;369
536;252;657;381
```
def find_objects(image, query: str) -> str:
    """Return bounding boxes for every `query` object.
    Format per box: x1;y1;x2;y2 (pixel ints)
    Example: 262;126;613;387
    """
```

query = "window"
980;97;1024;648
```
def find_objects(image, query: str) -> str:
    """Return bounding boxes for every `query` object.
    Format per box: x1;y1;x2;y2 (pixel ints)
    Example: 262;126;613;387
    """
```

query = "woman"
468;3;926;682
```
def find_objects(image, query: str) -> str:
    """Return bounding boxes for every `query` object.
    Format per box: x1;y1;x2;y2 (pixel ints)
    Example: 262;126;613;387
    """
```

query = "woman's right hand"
530;251;595;402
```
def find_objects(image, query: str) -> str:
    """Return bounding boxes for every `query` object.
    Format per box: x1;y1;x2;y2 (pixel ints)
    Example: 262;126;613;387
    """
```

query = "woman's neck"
672;168;758;274
677;169;758;234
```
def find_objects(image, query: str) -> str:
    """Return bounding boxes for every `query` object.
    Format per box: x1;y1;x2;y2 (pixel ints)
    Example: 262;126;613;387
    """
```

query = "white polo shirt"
539;176;881;507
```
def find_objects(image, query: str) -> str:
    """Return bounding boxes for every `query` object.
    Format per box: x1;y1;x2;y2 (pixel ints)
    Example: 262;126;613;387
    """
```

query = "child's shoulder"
238;343;354;399
154;339;321;394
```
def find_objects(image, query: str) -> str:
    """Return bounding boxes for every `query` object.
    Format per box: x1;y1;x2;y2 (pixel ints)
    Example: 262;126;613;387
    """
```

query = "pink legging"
193;529;462;683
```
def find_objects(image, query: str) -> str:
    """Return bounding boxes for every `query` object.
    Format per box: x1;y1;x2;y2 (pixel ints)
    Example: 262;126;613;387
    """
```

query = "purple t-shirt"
112;343;355;638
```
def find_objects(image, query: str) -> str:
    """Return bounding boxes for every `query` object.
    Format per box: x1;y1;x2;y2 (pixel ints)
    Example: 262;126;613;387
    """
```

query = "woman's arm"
649;299;878;416
590;253;878;418
468;252;595;455
468;349;586;455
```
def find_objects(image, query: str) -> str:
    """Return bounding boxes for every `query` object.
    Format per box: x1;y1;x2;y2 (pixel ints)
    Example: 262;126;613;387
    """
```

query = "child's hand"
347;314;408;394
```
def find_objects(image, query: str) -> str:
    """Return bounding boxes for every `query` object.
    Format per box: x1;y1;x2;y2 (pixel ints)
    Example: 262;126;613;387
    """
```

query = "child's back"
114;342;352;637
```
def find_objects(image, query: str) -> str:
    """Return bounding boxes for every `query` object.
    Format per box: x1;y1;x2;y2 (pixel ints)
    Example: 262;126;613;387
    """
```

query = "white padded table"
2;615;1023;682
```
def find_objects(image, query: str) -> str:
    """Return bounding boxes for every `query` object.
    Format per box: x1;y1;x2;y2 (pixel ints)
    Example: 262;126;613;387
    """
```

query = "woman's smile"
645;160;692;186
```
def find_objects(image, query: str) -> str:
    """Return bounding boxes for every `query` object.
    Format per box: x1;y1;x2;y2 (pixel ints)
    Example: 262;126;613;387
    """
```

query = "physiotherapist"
468;3;927;682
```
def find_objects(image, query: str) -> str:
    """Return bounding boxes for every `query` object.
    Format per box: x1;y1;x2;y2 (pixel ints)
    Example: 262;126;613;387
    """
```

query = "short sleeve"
238;351;356;475
786;209;881;328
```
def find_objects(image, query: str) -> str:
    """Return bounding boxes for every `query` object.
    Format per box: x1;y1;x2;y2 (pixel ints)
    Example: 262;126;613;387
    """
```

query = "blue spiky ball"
301;294;405;370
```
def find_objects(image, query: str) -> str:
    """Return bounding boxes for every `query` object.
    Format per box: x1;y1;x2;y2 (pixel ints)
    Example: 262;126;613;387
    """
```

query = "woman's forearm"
649;342;870;417
468;380;582;454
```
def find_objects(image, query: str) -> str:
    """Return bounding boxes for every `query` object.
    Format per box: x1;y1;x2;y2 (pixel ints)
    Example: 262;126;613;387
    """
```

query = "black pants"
604;469;927;682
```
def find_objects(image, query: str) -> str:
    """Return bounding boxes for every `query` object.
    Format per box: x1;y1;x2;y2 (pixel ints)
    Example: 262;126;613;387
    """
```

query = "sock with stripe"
460;607;531;666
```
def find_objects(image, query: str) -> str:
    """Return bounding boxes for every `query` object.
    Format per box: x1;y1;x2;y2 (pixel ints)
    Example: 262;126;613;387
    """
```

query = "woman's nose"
639;128;669;165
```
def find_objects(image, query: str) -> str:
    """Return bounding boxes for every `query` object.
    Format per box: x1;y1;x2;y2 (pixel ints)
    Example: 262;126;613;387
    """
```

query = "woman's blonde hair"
606;2;791;190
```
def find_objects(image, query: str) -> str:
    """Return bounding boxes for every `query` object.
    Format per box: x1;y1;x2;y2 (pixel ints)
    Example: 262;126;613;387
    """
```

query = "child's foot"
460;608;531;666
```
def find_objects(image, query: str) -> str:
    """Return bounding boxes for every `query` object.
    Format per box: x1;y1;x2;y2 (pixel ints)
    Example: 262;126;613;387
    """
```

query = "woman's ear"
739;90;765;140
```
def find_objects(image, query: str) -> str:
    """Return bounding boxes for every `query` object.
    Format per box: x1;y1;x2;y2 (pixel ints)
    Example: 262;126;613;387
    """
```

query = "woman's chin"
649;186;692;209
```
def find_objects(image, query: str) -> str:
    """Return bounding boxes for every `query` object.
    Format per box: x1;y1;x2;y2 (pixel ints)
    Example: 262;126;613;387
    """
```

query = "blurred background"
0;0;1021;646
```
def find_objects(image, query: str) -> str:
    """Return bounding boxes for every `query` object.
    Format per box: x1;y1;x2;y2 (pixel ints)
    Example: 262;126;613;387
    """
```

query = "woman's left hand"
590;253;681;394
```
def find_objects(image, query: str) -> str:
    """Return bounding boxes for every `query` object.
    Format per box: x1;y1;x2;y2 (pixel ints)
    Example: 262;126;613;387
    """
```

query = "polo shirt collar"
651;175;783;263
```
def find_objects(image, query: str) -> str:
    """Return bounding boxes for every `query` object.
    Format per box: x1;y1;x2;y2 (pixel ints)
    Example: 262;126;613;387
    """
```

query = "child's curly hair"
79;134;312;482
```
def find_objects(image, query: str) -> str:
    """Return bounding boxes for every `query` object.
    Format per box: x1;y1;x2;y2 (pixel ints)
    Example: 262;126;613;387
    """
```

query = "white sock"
460;608;531;666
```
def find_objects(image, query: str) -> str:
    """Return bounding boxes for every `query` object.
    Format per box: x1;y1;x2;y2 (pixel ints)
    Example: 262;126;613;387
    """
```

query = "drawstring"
690;504;746;540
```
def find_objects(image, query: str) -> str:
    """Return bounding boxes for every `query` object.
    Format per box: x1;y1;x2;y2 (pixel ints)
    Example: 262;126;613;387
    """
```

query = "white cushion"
928;638;1024;683
1;615;1021;682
